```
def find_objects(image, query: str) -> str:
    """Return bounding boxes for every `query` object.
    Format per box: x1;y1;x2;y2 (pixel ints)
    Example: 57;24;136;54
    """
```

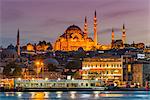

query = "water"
0;91;149;100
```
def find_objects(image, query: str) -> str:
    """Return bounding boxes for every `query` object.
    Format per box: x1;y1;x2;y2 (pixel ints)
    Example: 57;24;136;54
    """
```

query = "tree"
73;71;82;79
47;42;53;50
3;61;17;76
12;66;22;77
46;63;57;72
65;61;81;69
3;65;11;76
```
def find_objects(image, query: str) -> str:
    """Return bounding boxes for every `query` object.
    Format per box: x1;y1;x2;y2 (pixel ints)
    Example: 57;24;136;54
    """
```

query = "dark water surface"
0;91;150;100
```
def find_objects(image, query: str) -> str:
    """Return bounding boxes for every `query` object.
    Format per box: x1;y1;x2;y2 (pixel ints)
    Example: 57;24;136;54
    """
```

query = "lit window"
106;71;109;74
128;64;131;72
114;64;116;67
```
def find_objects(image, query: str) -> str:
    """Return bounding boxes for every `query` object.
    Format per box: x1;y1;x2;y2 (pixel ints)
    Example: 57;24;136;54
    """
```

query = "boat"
14;79;107;91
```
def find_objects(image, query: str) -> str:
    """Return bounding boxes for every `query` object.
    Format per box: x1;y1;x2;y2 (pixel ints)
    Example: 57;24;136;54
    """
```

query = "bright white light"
17;78;21;81
45;78;48;80
57;78;61;81
93;91;101;98
70;91;76;99
44;92;49;98
56;91;63;98
17;92;22;97
95;78;98;81
72;78;74;80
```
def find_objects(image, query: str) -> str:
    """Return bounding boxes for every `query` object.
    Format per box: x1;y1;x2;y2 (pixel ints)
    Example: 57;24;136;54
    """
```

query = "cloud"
104;9;144;18
99;28;122;34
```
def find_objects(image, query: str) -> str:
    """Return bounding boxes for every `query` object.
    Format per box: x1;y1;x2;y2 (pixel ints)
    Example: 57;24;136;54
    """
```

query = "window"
95;64;97;67
81;83;84;86
107;64;108;67
103;64;105;67
117;64;119;67
86;83;88;86
106;71;109;74
128;64;131;72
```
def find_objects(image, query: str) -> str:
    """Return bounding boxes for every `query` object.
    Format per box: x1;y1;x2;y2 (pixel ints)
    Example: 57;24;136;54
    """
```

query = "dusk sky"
0;0;150;47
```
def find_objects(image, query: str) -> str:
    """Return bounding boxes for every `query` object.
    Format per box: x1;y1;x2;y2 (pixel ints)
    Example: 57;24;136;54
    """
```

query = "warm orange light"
36;61;40;65
41;62;44;66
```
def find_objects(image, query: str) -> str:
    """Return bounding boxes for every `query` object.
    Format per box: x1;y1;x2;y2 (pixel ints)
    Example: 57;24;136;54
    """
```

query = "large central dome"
65;24;83;35
60;24;84;38
66;24;82;32
54;24;95;51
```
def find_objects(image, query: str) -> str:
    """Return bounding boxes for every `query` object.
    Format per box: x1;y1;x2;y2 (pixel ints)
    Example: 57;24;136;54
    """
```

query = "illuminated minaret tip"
111;28;115;48
122;24;126;44
84;16;88;34
17;28;20;57
94;10;98;47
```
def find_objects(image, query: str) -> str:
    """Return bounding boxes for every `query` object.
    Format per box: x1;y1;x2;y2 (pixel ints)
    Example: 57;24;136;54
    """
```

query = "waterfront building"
81;55;123;85
122;51;150;87
132;63;150;87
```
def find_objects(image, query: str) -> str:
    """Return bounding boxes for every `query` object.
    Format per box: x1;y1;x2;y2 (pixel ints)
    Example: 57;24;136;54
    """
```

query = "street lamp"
35;60;44;79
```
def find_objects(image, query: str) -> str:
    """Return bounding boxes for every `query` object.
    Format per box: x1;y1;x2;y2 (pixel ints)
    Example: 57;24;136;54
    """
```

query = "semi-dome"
43;58;59;66
7;44;15;50
1;49;18;58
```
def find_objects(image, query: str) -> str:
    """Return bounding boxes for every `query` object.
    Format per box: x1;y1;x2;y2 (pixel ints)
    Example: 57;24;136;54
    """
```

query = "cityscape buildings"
0;11;149;89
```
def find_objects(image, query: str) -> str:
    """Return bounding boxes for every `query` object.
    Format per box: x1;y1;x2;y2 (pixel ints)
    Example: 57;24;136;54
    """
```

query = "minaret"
84;16;88;34
17;28;20;57
122;24;126;44
111;28;115;48
94;10;98;47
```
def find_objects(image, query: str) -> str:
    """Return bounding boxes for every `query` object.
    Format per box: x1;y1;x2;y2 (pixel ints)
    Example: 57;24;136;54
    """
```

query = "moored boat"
14;79;107;91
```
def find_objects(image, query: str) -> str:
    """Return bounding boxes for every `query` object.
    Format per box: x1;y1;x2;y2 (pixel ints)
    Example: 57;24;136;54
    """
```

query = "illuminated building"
54;24;95;51
54;11;128;51
82;57;123;85
26;41;52;52
111;24;127;49
26;43;34;51
54;11;98;51
54;11;99;51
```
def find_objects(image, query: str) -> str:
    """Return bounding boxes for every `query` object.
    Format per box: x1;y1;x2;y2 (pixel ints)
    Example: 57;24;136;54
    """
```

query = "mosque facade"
54;11;127;51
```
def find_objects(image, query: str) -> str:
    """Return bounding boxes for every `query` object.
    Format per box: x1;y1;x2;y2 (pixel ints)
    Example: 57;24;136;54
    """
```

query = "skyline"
1;0;150;47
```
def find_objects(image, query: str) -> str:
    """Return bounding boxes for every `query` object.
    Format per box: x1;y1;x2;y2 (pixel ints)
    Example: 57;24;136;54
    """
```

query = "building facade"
54;25;96;51
81;57;123;85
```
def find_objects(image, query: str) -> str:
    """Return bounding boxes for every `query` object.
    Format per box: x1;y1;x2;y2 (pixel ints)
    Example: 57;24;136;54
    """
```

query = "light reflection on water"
0;91;149;100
